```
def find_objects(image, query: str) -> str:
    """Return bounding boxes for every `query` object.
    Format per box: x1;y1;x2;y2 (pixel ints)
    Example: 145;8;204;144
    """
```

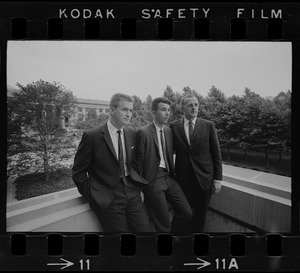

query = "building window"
105;109;109;113
65;117;69;127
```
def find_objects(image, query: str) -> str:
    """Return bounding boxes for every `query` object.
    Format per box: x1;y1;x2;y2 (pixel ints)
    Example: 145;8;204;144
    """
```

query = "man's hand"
212;180;222;194
140;191;144;202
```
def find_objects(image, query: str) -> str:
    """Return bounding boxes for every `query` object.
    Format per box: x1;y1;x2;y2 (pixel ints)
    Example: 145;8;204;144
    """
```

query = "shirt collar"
184;117;196;127
108;119;123;134
153;121;164;132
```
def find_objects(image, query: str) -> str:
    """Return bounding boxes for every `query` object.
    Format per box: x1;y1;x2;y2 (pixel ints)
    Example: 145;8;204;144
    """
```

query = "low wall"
7;188;102;232
207;165;291;232
6;165;291;233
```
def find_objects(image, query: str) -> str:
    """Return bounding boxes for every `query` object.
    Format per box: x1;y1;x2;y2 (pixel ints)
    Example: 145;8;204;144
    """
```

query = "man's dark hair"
151;97;171;111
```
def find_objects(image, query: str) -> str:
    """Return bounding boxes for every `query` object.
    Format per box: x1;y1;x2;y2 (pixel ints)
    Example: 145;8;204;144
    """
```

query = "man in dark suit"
135;97;192;233
170;94;223;232
72;93;151;233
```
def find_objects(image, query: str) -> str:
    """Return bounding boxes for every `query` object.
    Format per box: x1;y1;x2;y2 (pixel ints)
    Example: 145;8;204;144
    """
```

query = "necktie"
160;129;170;172
189;121;194;144
117;130;128;185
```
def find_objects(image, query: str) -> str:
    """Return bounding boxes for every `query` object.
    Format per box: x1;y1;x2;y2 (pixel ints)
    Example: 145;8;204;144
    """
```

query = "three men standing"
72;92;222;233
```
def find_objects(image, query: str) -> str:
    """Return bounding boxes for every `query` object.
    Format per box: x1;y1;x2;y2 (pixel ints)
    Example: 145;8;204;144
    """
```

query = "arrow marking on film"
184;257;211;270
47;258;74;270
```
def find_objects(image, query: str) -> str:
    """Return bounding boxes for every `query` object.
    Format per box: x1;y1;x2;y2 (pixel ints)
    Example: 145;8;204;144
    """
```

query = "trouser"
96;177;152;233
143;168;192;233
180;176;212;233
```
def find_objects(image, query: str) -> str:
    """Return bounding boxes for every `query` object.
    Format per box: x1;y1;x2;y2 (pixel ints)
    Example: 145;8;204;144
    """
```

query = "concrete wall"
7;188;102;232
6;165;291;233
207;166;291;232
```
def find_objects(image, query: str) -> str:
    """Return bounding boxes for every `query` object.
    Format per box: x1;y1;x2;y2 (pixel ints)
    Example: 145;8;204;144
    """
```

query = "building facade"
7;85;110;128
75;98;110;122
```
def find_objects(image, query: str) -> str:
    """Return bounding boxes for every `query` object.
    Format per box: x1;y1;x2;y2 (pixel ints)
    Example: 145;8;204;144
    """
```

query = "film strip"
2;3;300;40
0;233;299;271
1;1;300;271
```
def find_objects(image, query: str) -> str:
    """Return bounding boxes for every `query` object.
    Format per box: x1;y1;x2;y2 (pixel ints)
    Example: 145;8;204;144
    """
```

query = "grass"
15;168;76;201
221;147;291;177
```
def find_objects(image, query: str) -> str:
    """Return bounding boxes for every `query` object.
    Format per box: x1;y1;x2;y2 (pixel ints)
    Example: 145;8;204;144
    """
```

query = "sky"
7;41;292;102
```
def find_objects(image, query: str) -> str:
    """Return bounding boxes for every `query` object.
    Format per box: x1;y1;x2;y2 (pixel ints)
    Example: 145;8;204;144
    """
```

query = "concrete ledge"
7;188;102;232
6;165;291;232
209;166;291;232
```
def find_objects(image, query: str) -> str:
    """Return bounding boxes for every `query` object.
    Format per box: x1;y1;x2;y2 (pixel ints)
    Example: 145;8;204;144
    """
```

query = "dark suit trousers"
143;168;192;233
96;177;151;233
180;174;212;233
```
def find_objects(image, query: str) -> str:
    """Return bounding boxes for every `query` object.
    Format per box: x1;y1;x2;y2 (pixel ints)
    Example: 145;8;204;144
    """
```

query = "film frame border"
1;2;299;40
1;1;300;271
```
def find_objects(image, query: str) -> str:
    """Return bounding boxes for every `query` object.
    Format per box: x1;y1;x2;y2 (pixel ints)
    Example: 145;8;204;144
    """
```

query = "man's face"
110;100;133;128
182;96;199;120
153;102;170;126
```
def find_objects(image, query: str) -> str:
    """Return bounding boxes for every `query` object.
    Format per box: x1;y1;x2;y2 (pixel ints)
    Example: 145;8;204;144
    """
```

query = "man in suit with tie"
72;93;151;233
170;94;223;232
134;97;192;233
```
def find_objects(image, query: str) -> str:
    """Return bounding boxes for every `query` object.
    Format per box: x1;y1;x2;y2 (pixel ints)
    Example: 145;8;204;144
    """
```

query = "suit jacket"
170;117;222;190
72;122;148;213
134;122;175;184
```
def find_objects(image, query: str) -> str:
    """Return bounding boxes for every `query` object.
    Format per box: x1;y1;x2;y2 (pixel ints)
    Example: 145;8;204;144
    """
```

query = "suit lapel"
190;118;201;143
164;128;174;169
179;118;189;145
101;123;118;161
151;123;160;153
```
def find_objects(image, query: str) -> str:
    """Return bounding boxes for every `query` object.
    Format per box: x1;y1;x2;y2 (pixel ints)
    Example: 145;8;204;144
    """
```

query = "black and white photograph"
6;41;291;233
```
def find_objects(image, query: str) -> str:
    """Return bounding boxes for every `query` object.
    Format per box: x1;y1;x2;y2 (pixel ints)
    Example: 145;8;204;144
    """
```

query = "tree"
182;86;194;96
239;88;264;147
163;85;182;123
204;90;243;161
257;95;291;165
207;86;226;103
8;80;76;181
7;97;24;154
130;95;153;129
76;113;109;130
163;85;176;103
133;95;142;111
203;86;226;120
144;94;153;111
86;108;97;120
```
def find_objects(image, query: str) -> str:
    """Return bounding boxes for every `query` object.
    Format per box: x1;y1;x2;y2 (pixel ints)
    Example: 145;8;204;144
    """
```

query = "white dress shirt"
107;119;128;175
153;122;168;169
